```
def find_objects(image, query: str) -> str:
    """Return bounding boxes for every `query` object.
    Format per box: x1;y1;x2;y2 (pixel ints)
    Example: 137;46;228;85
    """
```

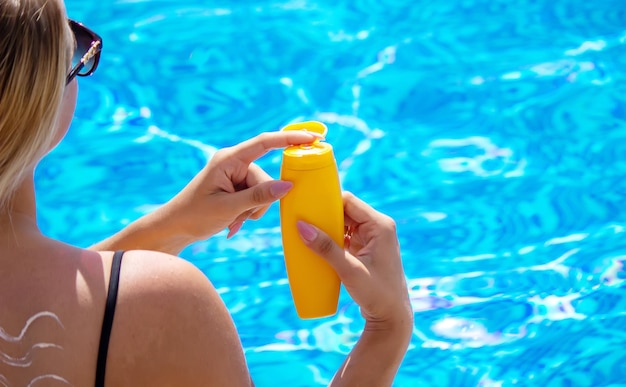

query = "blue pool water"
38;0;626;385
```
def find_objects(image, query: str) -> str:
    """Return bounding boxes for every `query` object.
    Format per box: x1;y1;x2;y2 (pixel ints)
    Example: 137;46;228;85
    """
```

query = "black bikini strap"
95;250;124;387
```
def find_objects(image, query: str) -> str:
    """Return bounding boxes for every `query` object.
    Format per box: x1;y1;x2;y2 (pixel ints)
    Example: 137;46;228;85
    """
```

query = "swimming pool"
39;0;626;385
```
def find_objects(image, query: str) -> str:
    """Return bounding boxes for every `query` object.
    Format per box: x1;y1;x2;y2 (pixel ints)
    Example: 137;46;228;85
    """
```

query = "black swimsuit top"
95;250;124;387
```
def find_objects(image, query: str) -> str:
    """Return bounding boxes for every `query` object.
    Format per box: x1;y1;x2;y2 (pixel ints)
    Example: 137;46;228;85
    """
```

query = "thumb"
296;221;353;278
231;180;293;213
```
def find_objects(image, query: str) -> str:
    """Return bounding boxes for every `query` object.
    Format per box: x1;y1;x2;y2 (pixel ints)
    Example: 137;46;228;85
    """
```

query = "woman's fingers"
233;131;321;165
249;205;269;220
342;191;397;243
245;163;271;186
296;221;361;281
225;179;293;237
245;163;273;220
342;191;382;226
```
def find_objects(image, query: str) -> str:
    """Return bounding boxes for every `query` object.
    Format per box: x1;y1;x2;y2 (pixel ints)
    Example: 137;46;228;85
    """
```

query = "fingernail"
304;130;324;139
296;221;318;242
227;221;244;239
270;181;293;198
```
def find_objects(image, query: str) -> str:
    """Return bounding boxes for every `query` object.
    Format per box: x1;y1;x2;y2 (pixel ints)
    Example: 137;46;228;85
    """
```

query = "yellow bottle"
280;121;343;319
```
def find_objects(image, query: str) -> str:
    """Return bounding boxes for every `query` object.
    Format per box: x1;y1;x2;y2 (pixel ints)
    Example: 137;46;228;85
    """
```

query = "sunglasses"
66;20;103;85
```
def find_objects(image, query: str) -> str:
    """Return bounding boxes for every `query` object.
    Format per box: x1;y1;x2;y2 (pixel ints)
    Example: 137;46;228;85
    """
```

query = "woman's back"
1;231;110;385
0;230;252;386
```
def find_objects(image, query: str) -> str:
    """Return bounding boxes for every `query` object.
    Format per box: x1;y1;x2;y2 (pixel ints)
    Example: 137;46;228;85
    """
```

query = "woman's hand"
297;192;413;386
296;192;413;330
91;130;321;254
157;130;322;242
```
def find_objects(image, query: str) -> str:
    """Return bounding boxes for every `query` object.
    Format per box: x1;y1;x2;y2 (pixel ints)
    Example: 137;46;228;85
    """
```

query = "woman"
0;0;413;385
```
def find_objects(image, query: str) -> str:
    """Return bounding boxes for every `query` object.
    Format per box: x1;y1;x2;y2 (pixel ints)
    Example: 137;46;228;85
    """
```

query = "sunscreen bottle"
279;121;343;319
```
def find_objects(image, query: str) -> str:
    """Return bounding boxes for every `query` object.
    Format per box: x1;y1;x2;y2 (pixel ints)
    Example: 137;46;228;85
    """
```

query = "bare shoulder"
105;250;252;387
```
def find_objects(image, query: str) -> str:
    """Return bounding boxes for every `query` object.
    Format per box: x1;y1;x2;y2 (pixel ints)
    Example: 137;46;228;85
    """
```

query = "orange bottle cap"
281;121;334;170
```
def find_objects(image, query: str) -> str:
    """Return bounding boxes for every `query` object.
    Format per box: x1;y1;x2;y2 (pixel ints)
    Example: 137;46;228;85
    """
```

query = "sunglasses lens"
71;23;97;75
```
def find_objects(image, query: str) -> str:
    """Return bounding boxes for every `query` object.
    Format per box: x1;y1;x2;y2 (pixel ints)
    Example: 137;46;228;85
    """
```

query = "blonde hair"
0;0;73;210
